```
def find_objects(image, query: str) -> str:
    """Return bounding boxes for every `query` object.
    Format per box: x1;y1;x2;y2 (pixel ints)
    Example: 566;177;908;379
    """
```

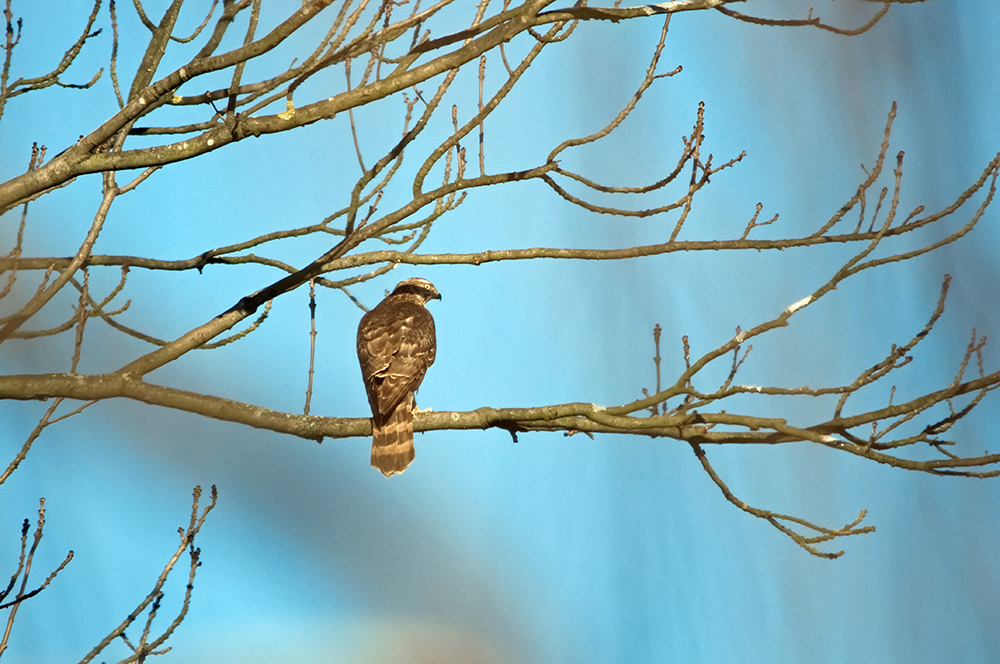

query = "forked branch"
77;485;218;664
0;499;74;657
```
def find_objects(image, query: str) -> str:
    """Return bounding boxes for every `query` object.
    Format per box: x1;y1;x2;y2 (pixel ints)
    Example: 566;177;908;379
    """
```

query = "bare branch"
690;442;874;558
0;499;74;657
0;0;103;119
77;485;218;664
0;0;995;586
0;174;117;341
715;2;891;35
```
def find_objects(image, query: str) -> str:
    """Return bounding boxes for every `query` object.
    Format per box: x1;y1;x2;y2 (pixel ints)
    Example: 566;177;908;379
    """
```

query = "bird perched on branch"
356;277;440;476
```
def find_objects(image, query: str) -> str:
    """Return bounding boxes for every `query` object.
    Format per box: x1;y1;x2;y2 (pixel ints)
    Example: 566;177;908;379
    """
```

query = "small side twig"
690;442;874;558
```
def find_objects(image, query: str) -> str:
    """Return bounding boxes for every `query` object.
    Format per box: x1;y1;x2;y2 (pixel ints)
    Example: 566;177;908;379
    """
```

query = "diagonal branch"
690;442;874;558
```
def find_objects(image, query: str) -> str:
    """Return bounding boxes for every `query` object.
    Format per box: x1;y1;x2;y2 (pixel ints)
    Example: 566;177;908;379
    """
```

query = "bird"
356;277;440;476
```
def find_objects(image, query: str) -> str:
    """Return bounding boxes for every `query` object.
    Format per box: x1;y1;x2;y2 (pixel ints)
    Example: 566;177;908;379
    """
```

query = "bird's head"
390;277;441;304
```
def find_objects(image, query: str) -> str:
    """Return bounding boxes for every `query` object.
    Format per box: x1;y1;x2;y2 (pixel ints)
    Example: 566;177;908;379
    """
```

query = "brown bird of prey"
356;277;440;476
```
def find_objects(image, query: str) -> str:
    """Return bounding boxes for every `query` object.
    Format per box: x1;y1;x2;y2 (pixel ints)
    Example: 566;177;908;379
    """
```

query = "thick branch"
2;372;998;473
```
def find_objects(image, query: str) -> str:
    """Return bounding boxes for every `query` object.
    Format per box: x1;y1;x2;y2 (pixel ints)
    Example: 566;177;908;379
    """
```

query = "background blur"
1;1;998;662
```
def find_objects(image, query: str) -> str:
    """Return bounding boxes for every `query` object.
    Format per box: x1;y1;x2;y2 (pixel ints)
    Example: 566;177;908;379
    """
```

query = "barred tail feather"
371;402;415;476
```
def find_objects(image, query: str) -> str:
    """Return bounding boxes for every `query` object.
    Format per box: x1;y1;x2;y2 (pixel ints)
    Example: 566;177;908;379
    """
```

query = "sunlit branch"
3;367;998;471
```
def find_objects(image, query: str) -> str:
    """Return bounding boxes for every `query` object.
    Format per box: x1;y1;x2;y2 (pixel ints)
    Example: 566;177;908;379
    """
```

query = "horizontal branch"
0;373;343;440
0;224;983;274
0;372;696;440
6;146;996;274
0;372;796;442
2;372;997;463
413;0;731;54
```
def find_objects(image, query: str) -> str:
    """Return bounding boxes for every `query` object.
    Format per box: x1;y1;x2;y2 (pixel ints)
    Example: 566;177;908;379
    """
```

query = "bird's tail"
371;401;415;476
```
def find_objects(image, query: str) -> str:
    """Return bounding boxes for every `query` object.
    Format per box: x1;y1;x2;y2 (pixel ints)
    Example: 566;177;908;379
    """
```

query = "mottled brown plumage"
356;278;440;476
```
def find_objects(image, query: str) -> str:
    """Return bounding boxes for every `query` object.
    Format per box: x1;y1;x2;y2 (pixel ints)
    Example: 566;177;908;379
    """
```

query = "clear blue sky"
1;2;998;662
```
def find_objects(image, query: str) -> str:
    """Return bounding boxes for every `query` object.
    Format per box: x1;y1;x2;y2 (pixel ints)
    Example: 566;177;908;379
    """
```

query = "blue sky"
1;2;999;662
